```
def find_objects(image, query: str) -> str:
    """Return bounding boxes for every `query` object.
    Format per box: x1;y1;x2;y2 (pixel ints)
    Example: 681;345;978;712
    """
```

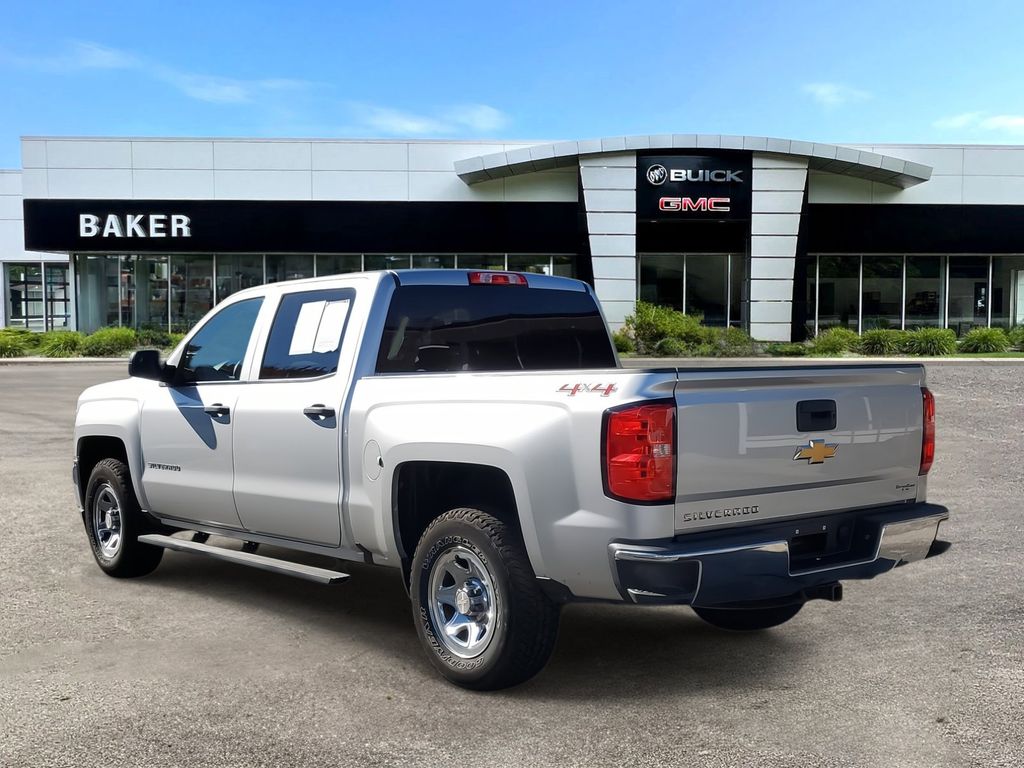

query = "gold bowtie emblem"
793;439;838;464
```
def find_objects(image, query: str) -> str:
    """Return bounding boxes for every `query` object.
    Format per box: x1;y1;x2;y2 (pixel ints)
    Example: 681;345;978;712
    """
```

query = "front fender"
74;398;148;510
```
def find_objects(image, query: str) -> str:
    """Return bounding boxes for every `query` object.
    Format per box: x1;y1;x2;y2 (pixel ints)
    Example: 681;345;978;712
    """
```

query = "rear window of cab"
376;285;616;373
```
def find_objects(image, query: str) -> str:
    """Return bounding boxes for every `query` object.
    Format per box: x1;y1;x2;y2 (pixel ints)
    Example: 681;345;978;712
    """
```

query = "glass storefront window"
216;254;263;301
5;263;44;330
78;255;120;332
317;254;363;275
992;255;1024;329
170;255;214;332
266;254;313;283
121;255;170;331
507;255;551;274
817;255;860;331
947;256;988;334
796;254;817;340
44;263;71;329
66;252;580;334
365;254;411;271
905;255;945;329
456;255;505;271
412;254;454;269
862;255;903;330
638;252;741;326
686;253;728;326
552;255;575;278
639;253;684;310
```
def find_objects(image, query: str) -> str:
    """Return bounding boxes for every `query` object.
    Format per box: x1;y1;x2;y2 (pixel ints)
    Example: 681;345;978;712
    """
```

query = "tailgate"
673;365;927;532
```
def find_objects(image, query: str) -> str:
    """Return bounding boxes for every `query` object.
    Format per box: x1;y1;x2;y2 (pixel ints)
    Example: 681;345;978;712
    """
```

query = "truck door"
231;287;355;546
139;296;264;528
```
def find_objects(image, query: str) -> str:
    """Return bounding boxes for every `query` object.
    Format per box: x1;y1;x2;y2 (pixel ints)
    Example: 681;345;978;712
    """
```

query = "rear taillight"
920;387;935;475
603;401;676;503
468;271;528;286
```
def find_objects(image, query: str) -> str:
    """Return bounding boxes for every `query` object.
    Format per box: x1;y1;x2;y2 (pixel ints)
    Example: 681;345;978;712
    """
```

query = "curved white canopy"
454;134;932;189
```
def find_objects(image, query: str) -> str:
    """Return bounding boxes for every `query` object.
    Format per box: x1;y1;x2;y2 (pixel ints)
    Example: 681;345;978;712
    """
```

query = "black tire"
83;458;163;578
693;601;803;631
410;508;560;690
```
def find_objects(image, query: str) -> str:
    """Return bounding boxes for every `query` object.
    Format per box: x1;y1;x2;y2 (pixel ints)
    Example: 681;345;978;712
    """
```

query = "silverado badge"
793;439;838;464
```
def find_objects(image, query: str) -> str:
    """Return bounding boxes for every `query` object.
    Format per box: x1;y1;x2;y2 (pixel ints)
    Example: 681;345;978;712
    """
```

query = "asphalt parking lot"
1;362;1021;768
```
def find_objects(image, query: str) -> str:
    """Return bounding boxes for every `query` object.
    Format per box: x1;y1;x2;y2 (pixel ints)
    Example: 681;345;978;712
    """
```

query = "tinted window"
376;285;615;373
177;298;263;384
261;289;353;379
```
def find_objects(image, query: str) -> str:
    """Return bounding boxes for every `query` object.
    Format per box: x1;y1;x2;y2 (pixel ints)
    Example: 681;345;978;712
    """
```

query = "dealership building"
3;134;1024;341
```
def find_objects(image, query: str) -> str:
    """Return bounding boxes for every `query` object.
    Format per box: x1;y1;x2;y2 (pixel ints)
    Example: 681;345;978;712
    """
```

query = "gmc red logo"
658;197;731;212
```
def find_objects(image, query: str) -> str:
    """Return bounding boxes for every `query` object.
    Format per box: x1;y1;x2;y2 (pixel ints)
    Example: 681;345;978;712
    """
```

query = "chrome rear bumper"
609;503;949;607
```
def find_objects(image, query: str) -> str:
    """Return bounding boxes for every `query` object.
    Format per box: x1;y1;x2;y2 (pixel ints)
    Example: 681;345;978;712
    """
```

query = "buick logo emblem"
646;164;668;185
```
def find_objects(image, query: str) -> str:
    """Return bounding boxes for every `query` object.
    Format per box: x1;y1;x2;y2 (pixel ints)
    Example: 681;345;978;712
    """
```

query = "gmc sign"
637;153;752;221
659;197;731;212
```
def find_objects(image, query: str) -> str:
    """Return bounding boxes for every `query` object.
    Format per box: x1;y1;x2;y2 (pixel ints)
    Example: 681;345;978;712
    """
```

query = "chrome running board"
138;533;350;585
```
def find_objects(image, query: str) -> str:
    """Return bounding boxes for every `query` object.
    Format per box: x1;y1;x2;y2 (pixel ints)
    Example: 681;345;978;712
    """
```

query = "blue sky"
1;0;1024;167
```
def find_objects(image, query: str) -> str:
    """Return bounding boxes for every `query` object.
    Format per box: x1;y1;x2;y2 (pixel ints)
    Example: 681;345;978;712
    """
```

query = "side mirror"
129;349;169;382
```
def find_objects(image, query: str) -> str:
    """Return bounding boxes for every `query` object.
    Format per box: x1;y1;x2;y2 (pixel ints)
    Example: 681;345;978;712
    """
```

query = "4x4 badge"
793;439;838;464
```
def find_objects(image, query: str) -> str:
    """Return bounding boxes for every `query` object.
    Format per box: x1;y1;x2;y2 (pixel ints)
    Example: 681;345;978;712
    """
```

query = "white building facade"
4;134;1024;340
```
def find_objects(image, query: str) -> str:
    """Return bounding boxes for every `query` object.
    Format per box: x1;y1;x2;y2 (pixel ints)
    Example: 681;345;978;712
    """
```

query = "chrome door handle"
203;403;230;417
303;404;335;420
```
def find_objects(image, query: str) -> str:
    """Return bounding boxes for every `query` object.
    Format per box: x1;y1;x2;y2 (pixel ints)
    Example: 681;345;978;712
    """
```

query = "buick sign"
646;164;668;185
637;153;752;221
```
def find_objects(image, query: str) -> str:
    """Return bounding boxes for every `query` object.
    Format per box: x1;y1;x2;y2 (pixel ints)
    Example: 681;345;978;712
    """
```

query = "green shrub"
859;329;907;356
690;343;716;357
80;327;139;357
958;327;1010;354
811;326;860;355
40;330;84;358
653;337;689;357
136;327;173;348
0;332;29;358
0;327;43;353
904;327;957;356
1008;326;1024;350
611;329;635;354
709;326;755;357
624;302;708;354
766;342;809;357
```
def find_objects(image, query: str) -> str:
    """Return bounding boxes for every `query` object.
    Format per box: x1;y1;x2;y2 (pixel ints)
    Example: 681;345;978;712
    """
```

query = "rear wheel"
410;508;560;690
83;458;163;578
693;602;803;631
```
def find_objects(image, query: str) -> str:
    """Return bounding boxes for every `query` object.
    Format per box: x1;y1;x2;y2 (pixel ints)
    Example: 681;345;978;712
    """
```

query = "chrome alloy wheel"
428;546;500;659
92;482;123;558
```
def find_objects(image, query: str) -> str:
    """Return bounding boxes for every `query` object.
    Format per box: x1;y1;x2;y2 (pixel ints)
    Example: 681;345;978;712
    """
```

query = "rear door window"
261;288;354;379
376;285;615;373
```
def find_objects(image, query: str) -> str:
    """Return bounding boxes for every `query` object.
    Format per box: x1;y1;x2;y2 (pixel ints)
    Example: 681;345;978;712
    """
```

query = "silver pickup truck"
73;269;950;689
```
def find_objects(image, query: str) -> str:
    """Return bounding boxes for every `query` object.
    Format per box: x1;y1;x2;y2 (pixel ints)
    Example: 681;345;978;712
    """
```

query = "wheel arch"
75;427;148;511
391;460;537;586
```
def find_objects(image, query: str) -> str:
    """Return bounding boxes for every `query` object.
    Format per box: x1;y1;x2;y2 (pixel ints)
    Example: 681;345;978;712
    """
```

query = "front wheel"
693;602;803;631
410;508;560;690
83;458;163;578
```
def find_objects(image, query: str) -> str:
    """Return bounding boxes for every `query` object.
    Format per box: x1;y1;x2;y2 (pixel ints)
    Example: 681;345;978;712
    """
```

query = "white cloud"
349;103;510;136
979;114;1024;133
802;82;871;107
444;104;508;132
68;41;138;70
3;40;313;105
933;111;1024;136
933;111;986;130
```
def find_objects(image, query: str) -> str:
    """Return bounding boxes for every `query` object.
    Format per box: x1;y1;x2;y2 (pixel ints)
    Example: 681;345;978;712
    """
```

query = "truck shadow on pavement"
139;545;809;699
